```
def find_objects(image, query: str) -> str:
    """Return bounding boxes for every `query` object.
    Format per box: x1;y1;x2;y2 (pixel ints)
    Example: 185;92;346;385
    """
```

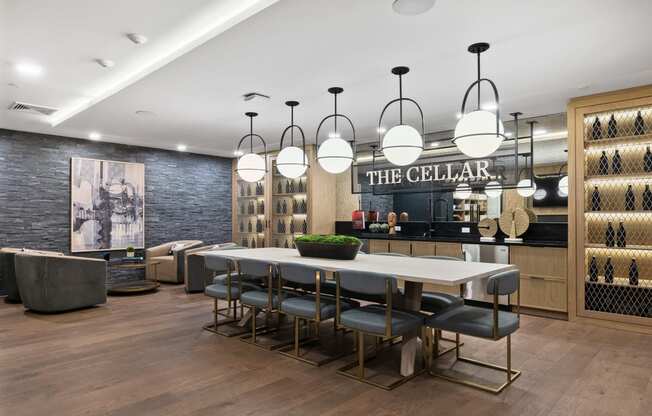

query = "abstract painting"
71;158;145;252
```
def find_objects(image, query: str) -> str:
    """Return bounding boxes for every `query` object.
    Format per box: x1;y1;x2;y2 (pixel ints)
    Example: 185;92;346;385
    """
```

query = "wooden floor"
2;286;652;416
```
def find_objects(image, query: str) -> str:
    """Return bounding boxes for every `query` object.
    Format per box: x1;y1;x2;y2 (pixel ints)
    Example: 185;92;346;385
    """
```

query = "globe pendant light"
277;101;309;179
316;87;355;174
484;181;503;198
235;112;267;183
558;175;569;197
454;183;472;200
453;43;506;158
379;66;424;166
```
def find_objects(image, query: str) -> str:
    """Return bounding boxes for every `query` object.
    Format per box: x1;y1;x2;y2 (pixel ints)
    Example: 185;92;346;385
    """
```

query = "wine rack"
234;178;266;248
581;104;652;320
271;160;309;249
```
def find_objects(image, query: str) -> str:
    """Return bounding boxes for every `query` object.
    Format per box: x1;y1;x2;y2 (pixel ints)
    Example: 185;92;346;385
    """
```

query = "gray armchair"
1;248;63;303
14;253;107;313
184;243;239;293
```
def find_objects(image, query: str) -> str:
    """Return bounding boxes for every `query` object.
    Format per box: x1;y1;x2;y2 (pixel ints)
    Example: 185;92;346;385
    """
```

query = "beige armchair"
145;240;203;283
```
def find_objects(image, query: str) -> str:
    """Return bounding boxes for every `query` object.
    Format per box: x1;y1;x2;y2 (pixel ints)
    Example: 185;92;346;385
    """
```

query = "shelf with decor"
569;86;652;329
233;162;267;249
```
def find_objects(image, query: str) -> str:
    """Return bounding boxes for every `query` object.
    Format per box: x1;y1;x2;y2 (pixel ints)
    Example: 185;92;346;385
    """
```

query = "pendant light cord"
399;73;403;125
290;106;294;146
249;115;254;153
476;51;481;111
334;92;338;133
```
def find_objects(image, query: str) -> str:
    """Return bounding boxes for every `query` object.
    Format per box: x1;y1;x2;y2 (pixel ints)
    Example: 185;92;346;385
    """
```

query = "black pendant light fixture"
378;66;425;166
517;121;538;198
315;87;356;174
453;42;507;158
235;112;267;183
276;101;309;179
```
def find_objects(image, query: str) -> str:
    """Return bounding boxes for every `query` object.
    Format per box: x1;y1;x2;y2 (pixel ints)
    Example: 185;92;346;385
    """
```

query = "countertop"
353;232;567;248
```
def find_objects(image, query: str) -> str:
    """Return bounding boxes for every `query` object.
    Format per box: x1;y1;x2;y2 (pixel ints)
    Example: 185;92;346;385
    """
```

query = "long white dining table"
213;247;517;376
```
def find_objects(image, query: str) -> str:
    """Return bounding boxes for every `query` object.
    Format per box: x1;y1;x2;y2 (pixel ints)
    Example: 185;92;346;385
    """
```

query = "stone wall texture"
0;128;232;260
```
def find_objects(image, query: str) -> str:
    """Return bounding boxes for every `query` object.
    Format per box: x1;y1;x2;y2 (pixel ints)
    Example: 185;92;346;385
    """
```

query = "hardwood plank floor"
1;286;651;416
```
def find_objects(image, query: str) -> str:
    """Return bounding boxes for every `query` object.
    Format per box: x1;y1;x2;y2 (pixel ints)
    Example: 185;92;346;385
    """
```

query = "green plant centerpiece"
294;234;362;260
126;245;135;258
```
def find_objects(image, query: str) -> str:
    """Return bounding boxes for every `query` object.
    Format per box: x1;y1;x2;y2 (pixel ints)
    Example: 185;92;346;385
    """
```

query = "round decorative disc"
499;208;530;238
478;218;498;238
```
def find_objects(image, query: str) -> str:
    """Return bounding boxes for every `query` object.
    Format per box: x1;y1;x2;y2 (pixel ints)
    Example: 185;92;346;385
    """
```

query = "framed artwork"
70;158;145;252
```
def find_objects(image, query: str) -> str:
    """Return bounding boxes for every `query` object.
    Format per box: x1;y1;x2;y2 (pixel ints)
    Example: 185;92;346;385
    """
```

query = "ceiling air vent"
8;101;58;116
242;92;270;102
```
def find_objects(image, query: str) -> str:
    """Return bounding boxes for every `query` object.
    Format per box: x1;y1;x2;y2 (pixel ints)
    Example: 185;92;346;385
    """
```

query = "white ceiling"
2;0;652;157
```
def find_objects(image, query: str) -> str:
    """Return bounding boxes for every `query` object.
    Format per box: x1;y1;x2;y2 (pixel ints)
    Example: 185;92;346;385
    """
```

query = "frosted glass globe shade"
484;181;503;198
558;175;569;196
454;110;505;158
277;146;307;179
454;183;472;199
533;188;547;201
382;125;423;166
317;138;353;174
236;153;265;182
517;179;537;197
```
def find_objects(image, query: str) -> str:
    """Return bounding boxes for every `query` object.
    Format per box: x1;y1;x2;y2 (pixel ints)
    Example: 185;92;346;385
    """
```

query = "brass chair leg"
294;317;300;356
239;305;294;350
429;334;521;394
203;298;249;337
357;332;365;379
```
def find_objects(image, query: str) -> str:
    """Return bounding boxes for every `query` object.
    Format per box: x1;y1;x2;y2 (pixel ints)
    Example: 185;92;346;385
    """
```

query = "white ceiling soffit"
47;0;280;126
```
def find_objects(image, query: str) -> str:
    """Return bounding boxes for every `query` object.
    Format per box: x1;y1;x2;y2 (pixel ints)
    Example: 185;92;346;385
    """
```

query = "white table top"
209;248;516;286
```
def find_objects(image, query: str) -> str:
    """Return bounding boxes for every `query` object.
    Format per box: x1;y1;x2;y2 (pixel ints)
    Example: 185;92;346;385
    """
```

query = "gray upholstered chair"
1;248;63;303
14;253;107;313
202;250;257;337
335;269;424;390
238;258;291;350
276;262;357;366
425;269;521;394
185;243;240;293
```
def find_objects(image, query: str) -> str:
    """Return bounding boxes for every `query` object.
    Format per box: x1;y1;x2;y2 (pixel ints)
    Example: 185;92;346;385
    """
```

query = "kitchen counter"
353;232;567;248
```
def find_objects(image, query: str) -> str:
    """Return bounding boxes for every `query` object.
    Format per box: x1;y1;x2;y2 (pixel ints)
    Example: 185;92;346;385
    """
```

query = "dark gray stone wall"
0;128;232;260
360;193;394;221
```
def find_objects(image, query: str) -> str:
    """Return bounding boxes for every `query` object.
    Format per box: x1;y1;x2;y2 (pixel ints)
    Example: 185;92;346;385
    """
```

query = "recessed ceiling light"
135;110;157;117
392;0;436;15
177;144;187;152
95;59;115;68
15;62;44;77
430;142;439;147
7;83;18;88
377;127;387;134
126;33;148;45
89;132;102;140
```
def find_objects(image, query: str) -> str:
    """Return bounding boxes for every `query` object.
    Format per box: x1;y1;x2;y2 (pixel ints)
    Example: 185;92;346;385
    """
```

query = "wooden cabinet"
435;242;464;258
411;241;436;257
368;239;389;253
510;246;568;312
389;240;412;256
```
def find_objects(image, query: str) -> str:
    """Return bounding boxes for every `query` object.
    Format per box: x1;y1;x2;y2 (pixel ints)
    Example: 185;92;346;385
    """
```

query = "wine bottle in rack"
277;219;282;233
644;146;652;172
629;259;639;286
246;184;251;196
616;222;626;247
591;117;602;140
292;198;298;214
643;184;652;210
607;114;618;138
277;180;282;194
247;220;252;233
282;199;287;214
612;150;622;174
598;151;609;175
634;111;645;135
289;179;295;193
298;178;303;192
302;219;308;234
589;256;599;282
604;257;614;284
591;186;601;211
240;204;245;215
242;238;248;247
625;184;636;211
284;239;289;248
259;200;264;215
285;180;290;194
251;238;256;248
239;221;244;233
605;222;615;247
